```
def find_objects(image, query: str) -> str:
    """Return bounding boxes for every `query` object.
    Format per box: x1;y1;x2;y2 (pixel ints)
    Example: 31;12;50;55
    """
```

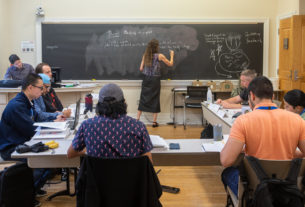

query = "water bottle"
213;124;223;141
207;87;213;103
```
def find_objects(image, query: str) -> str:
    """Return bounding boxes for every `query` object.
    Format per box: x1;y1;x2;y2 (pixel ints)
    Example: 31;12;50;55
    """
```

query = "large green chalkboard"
42;23;264;80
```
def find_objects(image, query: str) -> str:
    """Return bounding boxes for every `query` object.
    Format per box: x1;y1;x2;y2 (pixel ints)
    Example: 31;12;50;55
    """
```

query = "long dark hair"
96;97;127;119
143;39;159;67
284;89;305;108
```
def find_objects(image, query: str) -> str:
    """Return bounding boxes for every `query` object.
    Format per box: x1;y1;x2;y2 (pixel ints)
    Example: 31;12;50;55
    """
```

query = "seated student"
35;63;65;113
284;89;305;120
34;73;68;122
4;54;34;80
216;69;257;109
67;83;153;162
0;73;53;206
220;76;305;196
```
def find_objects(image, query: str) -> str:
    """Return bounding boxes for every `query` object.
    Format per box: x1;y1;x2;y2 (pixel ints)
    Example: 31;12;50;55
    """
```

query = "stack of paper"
150;135;169;149
202;135;229;152
32;122;70;139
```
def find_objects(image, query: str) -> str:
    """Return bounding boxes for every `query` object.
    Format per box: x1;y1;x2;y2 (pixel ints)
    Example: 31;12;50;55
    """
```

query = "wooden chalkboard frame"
36;18;269;82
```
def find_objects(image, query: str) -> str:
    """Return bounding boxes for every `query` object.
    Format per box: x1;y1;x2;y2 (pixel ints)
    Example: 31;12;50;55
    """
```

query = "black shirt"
239;88;249;103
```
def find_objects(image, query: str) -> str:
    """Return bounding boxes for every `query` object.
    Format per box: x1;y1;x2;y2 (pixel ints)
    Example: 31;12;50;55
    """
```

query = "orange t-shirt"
230;102;305;160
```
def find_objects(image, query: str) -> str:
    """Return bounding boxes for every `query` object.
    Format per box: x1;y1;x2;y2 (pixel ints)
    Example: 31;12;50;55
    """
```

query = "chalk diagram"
207;34;250;78
84;25;199;76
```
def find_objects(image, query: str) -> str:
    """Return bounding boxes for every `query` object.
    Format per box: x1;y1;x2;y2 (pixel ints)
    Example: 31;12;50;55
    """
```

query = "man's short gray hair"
240;69;257;79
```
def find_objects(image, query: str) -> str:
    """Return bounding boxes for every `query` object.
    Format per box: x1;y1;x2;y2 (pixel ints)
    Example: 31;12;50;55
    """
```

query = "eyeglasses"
44;85;50;90
32;85;43;91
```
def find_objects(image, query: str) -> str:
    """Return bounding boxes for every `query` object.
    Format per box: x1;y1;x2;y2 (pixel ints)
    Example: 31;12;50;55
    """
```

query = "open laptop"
67;98;81;130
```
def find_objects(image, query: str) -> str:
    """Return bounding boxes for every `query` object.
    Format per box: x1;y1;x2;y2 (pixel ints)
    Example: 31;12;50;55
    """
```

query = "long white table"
201;102;240;134
12;138;222;167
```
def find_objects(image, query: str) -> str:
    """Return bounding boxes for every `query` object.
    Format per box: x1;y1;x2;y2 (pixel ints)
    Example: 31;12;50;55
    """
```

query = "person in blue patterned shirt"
67;83;153;162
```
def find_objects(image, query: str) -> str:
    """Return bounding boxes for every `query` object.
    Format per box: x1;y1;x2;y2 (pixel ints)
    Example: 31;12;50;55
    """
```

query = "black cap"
9;54;20;64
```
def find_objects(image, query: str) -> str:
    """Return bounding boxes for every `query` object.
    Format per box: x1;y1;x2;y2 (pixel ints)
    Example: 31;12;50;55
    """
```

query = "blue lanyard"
300;109;305;116
256;106;278;110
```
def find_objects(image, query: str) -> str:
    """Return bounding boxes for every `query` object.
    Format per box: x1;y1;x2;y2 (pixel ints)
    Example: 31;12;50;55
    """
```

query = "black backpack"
200;123;213;139
240;156;304;207
0;162;35;207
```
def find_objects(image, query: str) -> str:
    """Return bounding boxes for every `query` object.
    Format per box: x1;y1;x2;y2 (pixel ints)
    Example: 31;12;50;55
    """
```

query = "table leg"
46;168;78;201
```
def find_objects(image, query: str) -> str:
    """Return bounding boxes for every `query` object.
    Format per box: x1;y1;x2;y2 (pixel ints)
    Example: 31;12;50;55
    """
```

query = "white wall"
0;0;301;124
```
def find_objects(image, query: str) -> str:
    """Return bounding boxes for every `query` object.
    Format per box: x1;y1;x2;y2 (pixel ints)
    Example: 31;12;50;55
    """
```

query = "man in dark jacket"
4;54;34;80
0;73;51;205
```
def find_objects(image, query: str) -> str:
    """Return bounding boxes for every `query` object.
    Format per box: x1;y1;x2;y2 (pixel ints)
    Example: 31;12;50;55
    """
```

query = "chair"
183;86;208;129
226;156;305;207
76;156;162;207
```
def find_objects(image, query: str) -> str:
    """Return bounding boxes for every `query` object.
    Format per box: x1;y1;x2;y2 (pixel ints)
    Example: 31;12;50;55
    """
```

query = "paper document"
35;126;68;133
32;129;70;139
34;122;67;130
202;141;224;152
150;135;169;148
202;135;229;152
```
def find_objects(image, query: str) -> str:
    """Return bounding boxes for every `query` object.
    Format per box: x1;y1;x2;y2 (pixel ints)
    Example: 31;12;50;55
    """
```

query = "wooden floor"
38;125;227;207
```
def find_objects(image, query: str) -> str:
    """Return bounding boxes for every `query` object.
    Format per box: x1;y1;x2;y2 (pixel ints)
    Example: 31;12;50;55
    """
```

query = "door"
279;15;305;94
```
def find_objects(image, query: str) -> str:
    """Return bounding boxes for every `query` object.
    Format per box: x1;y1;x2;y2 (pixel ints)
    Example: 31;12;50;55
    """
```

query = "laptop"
67;99;81;130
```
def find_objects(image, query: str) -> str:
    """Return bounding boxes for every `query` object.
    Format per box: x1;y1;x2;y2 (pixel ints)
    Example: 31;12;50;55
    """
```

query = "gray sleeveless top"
142;53;161;77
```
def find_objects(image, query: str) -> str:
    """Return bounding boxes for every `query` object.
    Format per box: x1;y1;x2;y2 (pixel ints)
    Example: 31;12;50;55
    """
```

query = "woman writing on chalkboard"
137;39;174;127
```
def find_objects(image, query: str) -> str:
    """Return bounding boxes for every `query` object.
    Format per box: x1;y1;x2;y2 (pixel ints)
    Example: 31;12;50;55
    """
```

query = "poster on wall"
21;41;35;53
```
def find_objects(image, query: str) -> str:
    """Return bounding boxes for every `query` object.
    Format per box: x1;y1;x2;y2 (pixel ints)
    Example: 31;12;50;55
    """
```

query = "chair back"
186;86;208;100
243;157;305;193
76;156;162;207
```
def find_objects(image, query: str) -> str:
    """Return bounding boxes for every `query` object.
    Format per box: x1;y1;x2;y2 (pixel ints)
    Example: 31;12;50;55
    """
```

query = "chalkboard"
42;23;264;80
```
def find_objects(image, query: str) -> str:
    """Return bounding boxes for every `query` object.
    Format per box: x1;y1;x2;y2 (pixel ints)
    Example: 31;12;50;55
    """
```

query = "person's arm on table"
220;138;244;167
67;145;86;158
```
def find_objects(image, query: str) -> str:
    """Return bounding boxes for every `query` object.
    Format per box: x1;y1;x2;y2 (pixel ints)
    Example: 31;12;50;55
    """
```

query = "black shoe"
34;199;41;207
152;122;159;128
36;189;47;198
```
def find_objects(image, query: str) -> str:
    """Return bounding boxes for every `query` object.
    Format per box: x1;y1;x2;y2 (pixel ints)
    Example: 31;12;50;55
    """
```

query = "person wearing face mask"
35;63;67;114
220;76;305;197
4;54;34;80
284;89;305;120
33;74;67;122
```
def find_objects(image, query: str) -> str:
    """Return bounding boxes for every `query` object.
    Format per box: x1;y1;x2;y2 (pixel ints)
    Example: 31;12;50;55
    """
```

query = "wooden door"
279;15;305;94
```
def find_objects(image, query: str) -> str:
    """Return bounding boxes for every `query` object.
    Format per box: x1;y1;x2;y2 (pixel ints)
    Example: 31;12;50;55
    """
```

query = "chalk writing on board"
84;25;199;76
205;33;255;78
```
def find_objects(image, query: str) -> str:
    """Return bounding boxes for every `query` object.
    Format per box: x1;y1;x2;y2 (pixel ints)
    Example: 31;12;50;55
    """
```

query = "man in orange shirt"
220;76;305;196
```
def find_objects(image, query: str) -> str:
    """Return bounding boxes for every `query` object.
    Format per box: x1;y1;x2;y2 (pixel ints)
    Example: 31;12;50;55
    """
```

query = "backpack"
240;156;304;207
200;123;213;139
0;162;35;207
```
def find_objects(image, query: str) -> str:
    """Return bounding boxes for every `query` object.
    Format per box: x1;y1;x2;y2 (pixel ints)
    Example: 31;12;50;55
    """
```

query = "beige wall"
277;0;299;15
0;0;10;78
0;0;302;123
299;0;305;15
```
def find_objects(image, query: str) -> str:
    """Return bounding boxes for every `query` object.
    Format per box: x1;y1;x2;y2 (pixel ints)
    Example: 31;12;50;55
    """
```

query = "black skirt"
138;76;161;113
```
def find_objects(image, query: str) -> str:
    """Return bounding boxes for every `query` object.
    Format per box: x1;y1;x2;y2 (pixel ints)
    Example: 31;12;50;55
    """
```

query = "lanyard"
300;109;305;116
256;106;278;110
